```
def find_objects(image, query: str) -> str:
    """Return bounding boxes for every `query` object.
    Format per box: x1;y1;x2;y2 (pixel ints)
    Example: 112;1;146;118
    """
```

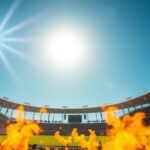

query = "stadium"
0;92;150;149
1;0;150;150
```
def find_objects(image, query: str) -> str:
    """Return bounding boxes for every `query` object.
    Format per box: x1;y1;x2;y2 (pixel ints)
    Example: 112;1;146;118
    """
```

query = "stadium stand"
0;92;150;135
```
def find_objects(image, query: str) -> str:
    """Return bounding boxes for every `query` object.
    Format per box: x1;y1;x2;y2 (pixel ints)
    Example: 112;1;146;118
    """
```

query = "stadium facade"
0;92;150;135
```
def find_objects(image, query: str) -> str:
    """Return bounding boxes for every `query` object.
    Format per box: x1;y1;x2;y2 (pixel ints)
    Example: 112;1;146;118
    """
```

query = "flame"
55;128;99;150
54;107;150;150
14;105;25;120
0;104;150;150
103;107;150;150
39;108;48;113
0;106;42;150
17;105;24;111
71;128;98;150
55;131;72;150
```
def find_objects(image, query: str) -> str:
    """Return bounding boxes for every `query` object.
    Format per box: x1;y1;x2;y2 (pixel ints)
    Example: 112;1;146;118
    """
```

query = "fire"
55;131;72;150
54;107;150;150
39;108;48;113
71;128;98;150
103;107;150;150
14;105;25;120
0;106;42;150
55;128;98;150
0;105;149;150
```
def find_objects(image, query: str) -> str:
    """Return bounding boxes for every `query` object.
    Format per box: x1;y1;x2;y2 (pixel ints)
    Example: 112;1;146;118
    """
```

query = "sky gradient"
0;0;150;108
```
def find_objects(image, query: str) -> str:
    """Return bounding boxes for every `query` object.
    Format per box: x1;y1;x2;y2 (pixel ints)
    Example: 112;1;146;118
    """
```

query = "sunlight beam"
0;0;22;31
0;43;34;64
1;43;27;59
2;11;45;36
0;51;17;80
1;37;39;43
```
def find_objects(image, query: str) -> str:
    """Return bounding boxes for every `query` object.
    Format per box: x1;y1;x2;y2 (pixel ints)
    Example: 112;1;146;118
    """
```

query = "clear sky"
0;0;150;108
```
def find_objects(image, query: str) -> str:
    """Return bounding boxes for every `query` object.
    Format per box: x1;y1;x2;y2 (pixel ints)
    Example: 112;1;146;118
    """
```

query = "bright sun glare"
47;29;85;68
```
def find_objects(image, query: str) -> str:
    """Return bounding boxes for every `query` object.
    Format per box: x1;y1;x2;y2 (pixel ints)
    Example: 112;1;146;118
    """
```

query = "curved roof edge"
0;92;150;113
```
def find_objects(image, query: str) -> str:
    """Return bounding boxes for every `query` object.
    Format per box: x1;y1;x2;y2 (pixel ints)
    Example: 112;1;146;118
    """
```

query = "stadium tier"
0;92;150;135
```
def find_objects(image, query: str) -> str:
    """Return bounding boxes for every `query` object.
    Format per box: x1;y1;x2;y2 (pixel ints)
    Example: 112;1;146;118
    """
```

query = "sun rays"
0;0;22;32
0;0;44;79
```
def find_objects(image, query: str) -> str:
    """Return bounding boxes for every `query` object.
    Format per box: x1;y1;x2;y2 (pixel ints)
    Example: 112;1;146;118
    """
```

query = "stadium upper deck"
0;93;150;135
0;92;150;114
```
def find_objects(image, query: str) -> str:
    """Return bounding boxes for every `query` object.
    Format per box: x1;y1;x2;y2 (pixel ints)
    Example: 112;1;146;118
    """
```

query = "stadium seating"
0;92;150;136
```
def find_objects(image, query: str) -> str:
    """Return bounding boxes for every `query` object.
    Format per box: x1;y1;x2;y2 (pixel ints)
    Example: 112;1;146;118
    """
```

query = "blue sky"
0;0;150;108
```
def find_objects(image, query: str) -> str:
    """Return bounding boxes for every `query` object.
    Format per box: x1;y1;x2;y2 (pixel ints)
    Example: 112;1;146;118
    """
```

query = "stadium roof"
0;92;150;114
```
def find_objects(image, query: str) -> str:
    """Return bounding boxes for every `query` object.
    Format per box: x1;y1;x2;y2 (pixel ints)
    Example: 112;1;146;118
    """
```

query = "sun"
46;29;85;68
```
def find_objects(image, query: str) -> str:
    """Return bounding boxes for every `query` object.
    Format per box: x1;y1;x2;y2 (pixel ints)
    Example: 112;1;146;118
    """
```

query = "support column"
48;113;50;123
5;108;8;116
32;112;35;121
121;104;125;115
122;108;125;115
100;112;103;122
53;114;55;122
40;113;43;122
95;113;98;121
133;105;136;111
10;109;14;119
127;108;130;113
130;101;136;111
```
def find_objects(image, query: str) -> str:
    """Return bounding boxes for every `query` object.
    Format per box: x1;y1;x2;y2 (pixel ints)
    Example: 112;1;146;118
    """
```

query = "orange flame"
103;107;150;150
39;108;48;113
0;105;150;150
71;128;98;150
55;131;72;150
14;105;25;120
0;106;42;150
